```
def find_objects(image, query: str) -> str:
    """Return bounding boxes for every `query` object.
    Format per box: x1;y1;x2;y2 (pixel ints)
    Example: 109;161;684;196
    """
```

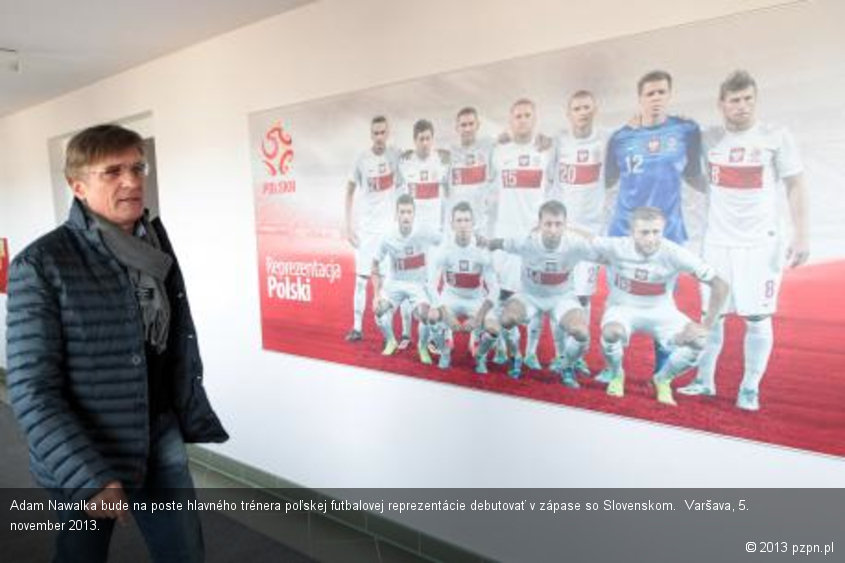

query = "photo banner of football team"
248;0;845;457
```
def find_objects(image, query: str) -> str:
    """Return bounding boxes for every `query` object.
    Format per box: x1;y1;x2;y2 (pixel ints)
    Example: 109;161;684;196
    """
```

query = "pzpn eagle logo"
261;122;294;177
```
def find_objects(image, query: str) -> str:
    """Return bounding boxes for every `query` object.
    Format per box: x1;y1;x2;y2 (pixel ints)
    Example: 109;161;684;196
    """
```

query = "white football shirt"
703;122;802;246
349;146;401;235
593;236;715;308
502;231;594;299
375;225;442;284
490;139;554;238
548;128;607;234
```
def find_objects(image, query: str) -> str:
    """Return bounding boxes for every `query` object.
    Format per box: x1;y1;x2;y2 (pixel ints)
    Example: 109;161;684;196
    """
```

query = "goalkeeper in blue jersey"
605;70;702;243
600;70;704;381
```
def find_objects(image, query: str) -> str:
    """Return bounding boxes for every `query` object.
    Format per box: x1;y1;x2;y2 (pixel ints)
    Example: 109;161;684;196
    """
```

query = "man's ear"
68;177;87;201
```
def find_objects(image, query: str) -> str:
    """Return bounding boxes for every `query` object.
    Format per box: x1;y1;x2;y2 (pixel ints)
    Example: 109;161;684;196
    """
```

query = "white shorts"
512;292;582;325
701;239;784;316
381;280;432;310
572;261;599;297
439;293;497;324
355;231;385;277
601;303;691;350
492;250;521;294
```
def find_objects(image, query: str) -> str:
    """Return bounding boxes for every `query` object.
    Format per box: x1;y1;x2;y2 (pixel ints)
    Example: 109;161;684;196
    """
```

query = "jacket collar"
66;197;149;235
66;197;93;231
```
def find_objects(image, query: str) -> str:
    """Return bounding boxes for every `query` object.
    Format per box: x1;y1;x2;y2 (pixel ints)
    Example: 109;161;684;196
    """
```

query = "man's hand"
86;481;129;525
677;322;708;348
787;236;809;268
345;225;359;248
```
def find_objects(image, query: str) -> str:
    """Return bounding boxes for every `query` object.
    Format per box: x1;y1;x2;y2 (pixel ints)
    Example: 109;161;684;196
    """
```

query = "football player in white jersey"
486;200;594;384
595;207;729;405
529;90;607;374
344;116;400;343
449;107;495;237
428;201;499;370
399;119;450;231
678;71;808;411
489;98;555;366
371;194;442;363
397;119;450;350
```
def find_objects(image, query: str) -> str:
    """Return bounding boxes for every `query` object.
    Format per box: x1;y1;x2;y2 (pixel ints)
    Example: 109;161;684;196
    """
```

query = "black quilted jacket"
6;199;228;501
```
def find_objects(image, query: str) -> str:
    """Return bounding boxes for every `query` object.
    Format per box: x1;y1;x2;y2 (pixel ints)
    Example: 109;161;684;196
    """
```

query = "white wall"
1;0;841;531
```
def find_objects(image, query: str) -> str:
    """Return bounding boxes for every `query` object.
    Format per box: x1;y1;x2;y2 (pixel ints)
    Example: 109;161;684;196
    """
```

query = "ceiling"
0;0;312;118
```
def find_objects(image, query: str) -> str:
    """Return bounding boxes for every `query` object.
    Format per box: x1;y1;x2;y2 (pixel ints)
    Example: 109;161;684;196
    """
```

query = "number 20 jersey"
549;129;607;233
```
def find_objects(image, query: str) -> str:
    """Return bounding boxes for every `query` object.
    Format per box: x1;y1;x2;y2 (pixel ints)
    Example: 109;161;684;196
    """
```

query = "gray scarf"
90;211;173;353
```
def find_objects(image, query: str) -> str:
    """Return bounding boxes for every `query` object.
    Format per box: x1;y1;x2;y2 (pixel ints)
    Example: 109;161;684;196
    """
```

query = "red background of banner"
256;219;845;457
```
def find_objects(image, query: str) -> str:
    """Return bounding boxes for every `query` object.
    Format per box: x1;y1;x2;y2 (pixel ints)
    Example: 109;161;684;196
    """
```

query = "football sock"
740;317;773;391
400;300;413;339
495;333;508;357
552;322;566;359
418;321;431;349
695;317;725;389
503;326;520;357
561;333;586;369
477;331;497;357
526;313;542;357
654;345;700;382
653;340;670;373
601;336;624;375
376;308;394;342
353;276;368;332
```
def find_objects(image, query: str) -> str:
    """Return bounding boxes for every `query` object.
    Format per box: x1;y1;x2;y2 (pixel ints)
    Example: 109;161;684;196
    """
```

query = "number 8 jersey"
703;122;802;247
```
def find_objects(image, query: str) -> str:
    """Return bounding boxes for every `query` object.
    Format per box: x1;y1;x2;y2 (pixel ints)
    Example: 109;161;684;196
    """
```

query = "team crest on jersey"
379;163;387;174
421;170;429;181
519;155;530;167
634;268;649;281
459;260;469;272
666;136;678;151
730;147;745;163
405;246;414;256
577;149;589;163
647;137;661;153
545;261;558;272
466;154;476;165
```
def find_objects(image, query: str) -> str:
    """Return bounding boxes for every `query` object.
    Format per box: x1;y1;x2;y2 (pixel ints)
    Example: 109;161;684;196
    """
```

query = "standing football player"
678;70;808;411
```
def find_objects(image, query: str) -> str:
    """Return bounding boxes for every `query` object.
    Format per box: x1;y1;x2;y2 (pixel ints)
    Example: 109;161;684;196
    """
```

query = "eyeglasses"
85;161;149;182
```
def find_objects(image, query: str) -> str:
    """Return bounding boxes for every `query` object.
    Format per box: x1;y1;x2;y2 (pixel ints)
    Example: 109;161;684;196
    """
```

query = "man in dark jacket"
6;124;228;562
